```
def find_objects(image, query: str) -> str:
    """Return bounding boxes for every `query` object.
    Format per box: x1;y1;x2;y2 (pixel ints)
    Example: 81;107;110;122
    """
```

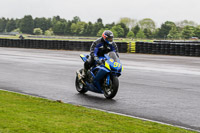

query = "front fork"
106;74;110;86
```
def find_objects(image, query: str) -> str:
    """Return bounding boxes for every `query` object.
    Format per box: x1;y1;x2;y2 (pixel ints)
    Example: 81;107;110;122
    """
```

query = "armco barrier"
0;39;128;53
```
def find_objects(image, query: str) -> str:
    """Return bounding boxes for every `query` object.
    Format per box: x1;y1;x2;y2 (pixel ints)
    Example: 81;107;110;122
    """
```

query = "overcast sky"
0;0;199;27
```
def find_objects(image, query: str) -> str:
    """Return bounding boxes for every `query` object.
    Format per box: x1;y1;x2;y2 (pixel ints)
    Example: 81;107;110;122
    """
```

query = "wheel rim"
79;82;83;89
105;86;112;95
76;77;83;91
104;80;113;96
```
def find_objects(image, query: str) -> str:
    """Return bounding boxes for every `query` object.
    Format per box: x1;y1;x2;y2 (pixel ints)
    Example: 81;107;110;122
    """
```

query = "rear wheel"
103;76;119;99
75;70;87;93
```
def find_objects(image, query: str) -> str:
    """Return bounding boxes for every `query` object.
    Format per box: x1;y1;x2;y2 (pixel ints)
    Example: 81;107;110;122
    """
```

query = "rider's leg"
83;56;94;77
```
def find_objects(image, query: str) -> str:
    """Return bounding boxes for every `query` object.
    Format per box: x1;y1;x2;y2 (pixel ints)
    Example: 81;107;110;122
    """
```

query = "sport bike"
75;52;123;99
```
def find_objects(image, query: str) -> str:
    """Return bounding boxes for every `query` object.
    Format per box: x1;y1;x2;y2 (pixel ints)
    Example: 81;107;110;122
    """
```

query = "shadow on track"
74;93;117;105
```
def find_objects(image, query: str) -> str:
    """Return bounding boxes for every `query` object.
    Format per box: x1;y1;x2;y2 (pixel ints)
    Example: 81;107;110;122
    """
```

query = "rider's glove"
97;59;102;65
94;56;99;61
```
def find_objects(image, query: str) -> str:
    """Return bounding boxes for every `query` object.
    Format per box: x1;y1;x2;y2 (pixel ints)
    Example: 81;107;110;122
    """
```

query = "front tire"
103;76;119;99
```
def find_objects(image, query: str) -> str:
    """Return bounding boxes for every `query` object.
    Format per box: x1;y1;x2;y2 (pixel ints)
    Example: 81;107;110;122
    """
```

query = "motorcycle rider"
82;30;119;77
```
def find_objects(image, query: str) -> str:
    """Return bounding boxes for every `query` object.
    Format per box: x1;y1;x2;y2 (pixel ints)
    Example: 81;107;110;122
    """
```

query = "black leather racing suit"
84;37;119;70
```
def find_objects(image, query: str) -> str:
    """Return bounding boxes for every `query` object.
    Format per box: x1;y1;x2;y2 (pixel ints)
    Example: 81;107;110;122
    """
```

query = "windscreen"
108;52;119;62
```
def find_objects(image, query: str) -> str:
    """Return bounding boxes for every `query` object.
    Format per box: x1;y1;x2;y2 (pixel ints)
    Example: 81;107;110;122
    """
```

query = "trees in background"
34;17;52;32
111;25;124;38
136;29;146;39
44;28;54;36
33;28;43;35
139;18;156;32
167;26;180;39
131;25;140;36
0;15;200;39
156;21;176;39
127;31;135;38
71;21;87;36
0;18;7;32
181;26;195;39
194;26;200;38
52;21;65;35
6;19;16;32
176;20;198;28
143;28;153;39
119;17;136;30
84;22;93;36
116;23;129;38
92;18;104;36
19;15;34;34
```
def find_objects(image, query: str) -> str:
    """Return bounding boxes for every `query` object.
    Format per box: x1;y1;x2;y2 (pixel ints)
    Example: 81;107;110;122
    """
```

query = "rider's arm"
90;41;98;58
90;41;103;59
90;42;101;64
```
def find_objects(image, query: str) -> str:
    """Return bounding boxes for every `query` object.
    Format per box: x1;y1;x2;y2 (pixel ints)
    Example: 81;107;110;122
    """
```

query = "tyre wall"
134;41;200;57
0;39;128;53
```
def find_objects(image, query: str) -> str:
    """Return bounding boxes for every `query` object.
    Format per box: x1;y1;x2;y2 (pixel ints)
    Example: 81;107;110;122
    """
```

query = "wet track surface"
0;47;200;131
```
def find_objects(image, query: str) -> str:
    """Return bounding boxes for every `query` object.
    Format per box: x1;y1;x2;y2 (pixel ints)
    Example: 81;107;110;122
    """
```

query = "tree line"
0;15;200;39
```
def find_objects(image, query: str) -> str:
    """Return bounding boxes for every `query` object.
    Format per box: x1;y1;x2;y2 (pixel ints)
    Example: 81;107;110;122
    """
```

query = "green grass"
0;90;196;133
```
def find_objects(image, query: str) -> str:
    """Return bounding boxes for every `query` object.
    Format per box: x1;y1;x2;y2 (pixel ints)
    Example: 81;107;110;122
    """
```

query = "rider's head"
102;30;114;45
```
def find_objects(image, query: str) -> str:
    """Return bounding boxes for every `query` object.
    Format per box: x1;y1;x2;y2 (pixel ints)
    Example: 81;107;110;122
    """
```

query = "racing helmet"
102;30;114;44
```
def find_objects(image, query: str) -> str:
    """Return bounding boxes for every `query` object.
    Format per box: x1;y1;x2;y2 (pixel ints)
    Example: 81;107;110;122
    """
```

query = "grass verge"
0;90;196;133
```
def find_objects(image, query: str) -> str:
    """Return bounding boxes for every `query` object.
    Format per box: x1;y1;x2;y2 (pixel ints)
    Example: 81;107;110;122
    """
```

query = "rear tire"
103;76;119;99
75;73;87;94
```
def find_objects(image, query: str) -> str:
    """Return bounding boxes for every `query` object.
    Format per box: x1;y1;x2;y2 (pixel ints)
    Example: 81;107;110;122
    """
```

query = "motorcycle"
75;52;123;99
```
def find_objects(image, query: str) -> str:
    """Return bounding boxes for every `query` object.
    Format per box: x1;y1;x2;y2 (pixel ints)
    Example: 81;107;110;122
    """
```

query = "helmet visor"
107;37;113;42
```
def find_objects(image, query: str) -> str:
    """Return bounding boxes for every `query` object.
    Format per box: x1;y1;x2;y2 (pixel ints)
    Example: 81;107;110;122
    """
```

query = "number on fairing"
114;62;121;67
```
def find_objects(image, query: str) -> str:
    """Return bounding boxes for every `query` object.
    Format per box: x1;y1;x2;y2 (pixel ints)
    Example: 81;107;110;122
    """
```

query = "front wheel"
103;76;119;99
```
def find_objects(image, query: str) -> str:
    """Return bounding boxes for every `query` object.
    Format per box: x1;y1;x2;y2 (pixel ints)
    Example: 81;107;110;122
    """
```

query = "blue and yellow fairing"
80;54;88;62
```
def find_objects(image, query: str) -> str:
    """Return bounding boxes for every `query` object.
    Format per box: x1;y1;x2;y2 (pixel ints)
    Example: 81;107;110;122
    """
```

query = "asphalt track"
0;47;200;131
